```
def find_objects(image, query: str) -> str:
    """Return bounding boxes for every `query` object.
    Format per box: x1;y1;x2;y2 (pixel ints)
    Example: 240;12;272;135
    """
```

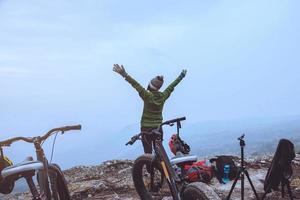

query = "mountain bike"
0;124;81;200
126;117;220;200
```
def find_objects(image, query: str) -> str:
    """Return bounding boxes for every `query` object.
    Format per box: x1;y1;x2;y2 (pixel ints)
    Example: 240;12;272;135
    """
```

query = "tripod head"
237;134;245;147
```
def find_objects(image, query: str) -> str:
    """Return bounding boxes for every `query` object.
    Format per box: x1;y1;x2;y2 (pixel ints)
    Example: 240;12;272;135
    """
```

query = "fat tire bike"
0;124;81;200
127;117;220;200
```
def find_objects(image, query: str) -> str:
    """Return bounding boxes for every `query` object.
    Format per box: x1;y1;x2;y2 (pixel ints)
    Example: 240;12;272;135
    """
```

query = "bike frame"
146;117;187;200
152;138;181;200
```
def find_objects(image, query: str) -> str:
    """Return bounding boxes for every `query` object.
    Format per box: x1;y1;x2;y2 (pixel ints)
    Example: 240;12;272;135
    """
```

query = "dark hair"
147;85;156;92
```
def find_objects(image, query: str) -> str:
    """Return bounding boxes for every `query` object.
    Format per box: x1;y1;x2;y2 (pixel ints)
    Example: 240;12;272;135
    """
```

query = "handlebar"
61;125;82;132
0;137;35;147
0;124;82;147
42;125;81;140
160;117;186;128
126;117;186;146
126;133;141;146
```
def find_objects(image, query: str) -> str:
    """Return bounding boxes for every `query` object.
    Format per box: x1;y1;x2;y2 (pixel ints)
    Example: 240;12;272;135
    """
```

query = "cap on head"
148;75;164;91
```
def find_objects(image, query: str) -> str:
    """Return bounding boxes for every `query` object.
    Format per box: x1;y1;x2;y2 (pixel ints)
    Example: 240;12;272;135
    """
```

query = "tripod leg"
241;172;244;200
226;169;241;200
244;170;259;200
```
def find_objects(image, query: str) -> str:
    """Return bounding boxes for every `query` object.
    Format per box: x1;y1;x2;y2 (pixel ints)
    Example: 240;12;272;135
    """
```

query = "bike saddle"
1;157;44;179
170;154;198;166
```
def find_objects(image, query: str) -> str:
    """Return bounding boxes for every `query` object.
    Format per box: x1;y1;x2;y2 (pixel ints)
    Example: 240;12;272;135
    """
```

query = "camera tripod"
226;134;259;200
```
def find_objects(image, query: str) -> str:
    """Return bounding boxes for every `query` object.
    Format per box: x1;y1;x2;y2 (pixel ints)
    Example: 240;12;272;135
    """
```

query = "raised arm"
163;69;187;100
113;64;150;100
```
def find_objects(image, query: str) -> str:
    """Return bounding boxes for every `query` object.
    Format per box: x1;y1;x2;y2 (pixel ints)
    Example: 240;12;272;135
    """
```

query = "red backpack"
184;160;213;183
168;134;213;183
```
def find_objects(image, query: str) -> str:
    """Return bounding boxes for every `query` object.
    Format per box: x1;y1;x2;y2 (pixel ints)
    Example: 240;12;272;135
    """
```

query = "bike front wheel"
132;154;167;200
49;164;70;200
37;164;70;200
181;182;221;200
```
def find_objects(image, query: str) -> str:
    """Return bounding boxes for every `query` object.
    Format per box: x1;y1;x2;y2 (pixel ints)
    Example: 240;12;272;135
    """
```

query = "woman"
113;64;187;153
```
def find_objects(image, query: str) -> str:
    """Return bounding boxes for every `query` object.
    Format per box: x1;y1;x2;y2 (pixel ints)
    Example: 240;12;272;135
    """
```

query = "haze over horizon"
0;0;299;168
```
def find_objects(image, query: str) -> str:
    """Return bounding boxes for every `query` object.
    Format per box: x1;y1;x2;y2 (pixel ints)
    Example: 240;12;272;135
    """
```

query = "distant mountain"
113;115;300;159
181;116;300;157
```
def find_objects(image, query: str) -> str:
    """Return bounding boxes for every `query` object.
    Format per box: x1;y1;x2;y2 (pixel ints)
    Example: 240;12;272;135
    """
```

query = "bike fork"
25;176;40;200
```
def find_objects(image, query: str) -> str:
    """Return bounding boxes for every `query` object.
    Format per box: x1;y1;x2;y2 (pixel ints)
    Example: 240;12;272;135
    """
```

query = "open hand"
113;64;127;77
181;69;187;78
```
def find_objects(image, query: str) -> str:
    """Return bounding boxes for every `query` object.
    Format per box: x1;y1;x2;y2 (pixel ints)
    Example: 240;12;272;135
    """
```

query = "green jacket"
125;74;184;128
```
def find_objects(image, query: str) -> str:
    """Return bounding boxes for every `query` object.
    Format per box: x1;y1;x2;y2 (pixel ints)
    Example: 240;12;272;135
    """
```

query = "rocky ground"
2;154;300;200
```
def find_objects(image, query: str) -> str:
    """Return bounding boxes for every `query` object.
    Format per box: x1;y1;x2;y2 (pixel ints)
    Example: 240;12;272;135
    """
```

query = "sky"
0;0;300;168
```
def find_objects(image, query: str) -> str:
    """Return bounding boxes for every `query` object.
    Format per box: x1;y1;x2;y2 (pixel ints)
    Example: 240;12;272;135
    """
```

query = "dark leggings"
141;127;158;154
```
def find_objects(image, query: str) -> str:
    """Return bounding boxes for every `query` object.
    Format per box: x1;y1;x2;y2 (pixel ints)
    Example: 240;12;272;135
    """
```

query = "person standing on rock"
113;64;187;154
